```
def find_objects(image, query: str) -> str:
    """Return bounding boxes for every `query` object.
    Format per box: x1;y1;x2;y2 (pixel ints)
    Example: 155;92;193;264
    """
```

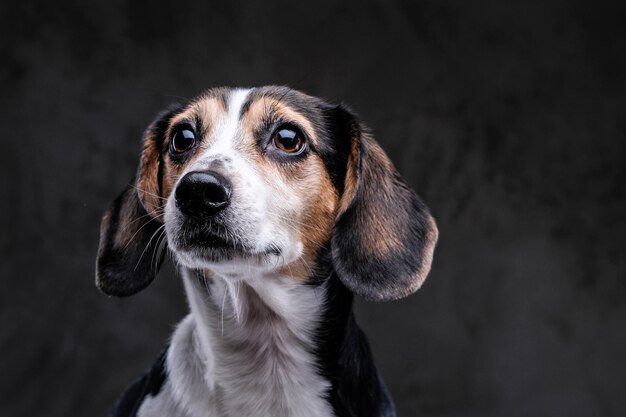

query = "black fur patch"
318;103;355;194
109;347;169;417
311;259;397;417
96;185;167;297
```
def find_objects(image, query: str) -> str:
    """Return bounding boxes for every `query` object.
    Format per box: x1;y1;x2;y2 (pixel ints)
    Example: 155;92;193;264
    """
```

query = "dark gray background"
1;0;625;416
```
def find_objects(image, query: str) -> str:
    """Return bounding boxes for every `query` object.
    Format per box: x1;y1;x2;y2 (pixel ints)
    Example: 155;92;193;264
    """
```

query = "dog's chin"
168;231;284;272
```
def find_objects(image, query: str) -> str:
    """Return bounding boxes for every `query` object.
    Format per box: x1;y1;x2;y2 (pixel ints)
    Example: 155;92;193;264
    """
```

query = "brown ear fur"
331;120;438;301
95;104;182;296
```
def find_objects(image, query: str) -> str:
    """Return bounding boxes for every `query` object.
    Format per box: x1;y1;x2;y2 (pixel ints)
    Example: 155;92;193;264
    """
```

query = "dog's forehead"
172;86;329;143
244;86;327;118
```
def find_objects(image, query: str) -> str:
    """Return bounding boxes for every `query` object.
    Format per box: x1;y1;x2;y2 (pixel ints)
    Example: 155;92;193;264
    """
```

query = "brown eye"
272;127;305;154
170;128;196;154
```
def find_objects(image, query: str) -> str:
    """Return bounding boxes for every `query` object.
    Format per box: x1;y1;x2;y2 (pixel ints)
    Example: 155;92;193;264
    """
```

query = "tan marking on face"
241;97;318;146
156;98;227;205
267;156;339;281
136;131;164;218
294;158;339;273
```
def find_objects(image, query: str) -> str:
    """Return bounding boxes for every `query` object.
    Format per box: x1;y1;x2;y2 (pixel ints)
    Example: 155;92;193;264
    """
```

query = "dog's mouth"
169;222;282;266
176;226;244;255
186;231;235;250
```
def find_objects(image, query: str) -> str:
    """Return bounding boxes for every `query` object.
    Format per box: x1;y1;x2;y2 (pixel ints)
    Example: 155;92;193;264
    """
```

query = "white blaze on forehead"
223;88;252;140
202;88;251;159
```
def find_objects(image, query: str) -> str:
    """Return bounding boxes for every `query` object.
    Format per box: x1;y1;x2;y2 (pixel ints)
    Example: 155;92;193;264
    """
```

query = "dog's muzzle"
175;171;232;218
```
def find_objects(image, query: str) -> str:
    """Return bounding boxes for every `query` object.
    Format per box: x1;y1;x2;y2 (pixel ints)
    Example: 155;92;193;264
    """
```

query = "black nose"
175;171;232;217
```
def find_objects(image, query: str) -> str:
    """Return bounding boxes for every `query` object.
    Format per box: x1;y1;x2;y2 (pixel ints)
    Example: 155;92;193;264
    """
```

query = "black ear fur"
95;183;167;297
95;105;181;297
331;112;438;302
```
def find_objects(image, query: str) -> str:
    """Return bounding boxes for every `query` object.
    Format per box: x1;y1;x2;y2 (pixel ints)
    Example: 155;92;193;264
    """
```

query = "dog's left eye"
272;126;305;154
170;129;196;154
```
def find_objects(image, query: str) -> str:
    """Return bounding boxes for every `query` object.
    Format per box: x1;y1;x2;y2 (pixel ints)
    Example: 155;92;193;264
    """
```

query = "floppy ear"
95;184;167;296
331;110;438;302
95;105;181;297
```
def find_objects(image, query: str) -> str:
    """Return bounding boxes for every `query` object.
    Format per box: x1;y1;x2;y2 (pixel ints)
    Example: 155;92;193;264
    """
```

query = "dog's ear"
95;105;181;297
331;107;438;302
95;184;166;296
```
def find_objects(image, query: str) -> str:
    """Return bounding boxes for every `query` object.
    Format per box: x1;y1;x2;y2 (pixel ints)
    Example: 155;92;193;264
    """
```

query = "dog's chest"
211;317;333;417
141;273;334;417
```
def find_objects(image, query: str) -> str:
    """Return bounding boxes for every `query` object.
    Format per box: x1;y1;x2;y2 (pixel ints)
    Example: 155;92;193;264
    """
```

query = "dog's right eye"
170;129;196;154
272;126;305;155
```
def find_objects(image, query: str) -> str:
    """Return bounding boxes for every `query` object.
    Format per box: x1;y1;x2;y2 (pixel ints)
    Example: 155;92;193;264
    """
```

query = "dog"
96;86;438;417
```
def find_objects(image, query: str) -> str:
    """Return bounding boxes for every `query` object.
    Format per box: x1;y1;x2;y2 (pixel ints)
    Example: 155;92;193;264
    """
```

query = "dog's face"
96;86;438;301
160;88;345;278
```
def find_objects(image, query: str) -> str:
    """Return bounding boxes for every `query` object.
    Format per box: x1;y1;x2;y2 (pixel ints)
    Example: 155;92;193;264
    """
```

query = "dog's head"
96;87;438;301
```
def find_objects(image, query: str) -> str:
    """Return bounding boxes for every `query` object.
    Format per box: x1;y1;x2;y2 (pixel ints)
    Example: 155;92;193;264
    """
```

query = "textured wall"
1;0;625;416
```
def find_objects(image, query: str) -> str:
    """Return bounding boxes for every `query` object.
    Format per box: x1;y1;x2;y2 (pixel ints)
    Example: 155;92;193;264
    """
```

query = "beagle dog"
96;86;438;417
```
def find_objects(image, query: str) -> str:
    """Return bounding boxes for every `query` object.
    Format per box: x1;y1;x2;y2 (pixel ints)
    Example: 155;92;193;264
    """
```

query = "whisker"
221;284;227;337
122;216;162;251
151;228;169;272
201;270;211;294
129;184;168;201
134;224;167;271
126;210;164;228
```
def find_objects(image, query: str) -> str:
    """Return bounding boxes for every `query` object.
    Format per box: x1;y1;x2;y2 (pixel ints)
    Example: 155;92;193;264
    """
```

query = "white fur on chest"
140;269;334;417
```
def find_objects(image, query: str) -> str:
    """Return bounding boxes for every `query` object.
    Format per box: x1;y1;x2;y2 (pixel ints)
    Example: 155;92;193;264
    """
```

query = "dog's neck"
174;263;394;417
180;266;333;417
